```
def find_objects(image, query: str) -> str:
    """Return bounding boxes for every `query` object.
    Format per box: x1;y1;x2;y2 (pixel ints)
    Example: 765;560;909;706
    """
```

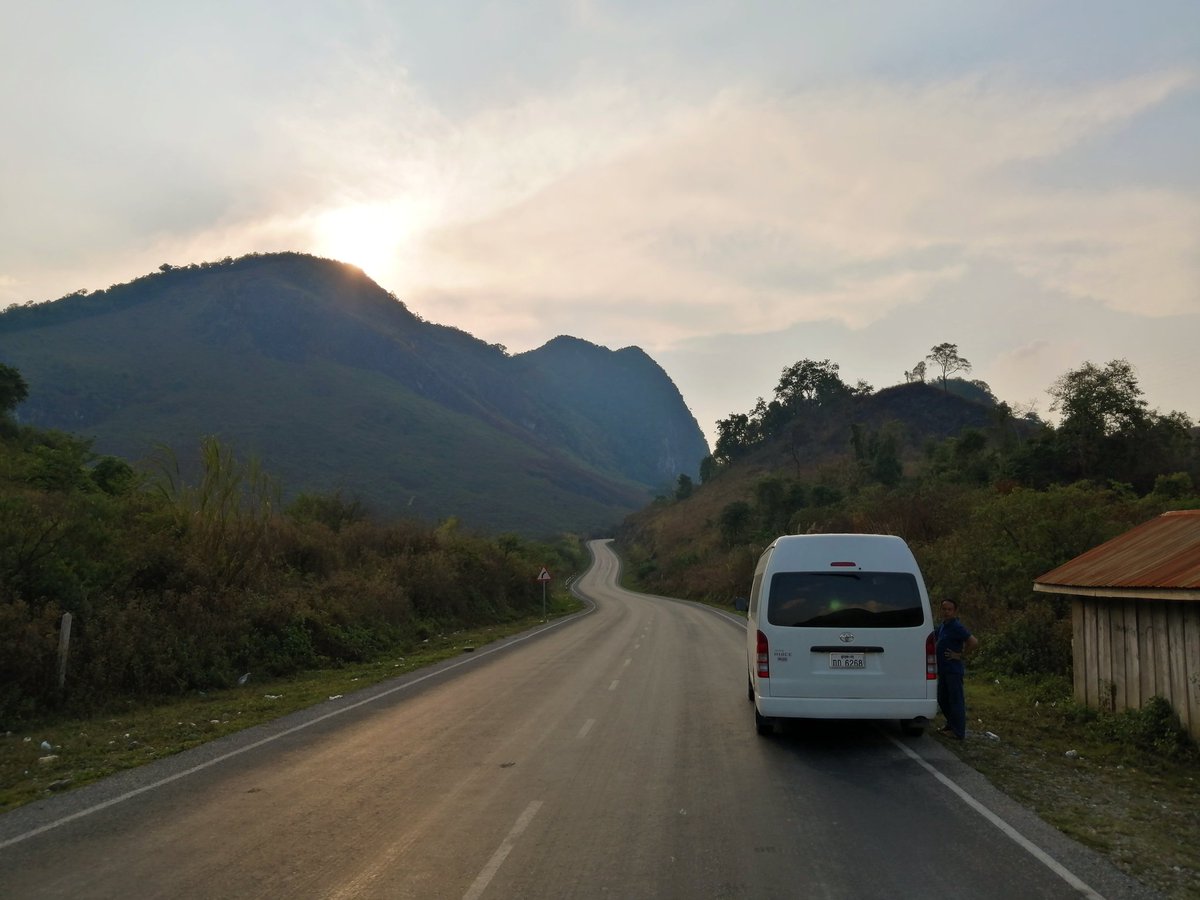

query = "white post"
58;612;72;689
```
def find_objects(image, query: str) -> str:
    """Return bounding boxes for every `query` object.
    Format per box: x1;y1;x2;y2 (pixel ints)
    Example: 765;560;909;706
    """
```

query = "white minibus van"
746;534;937;736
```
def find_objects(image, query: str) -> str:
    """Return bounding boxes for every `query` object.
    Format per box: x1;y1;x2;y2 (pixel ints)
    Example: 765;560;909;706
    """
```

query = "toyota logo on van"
838;633;855;643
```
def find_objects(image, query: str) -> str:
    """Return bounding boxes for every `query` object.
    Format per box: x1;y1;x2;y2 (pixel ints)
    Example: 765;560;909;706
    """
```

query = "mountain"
514;336;705;487
0;253;709;535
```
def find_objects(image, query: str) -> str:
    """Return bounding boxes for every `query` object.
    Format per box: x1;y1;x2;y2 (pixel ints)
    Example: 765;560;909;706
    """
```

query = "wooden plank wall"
1073;598;1088;707
1073;597;1200;740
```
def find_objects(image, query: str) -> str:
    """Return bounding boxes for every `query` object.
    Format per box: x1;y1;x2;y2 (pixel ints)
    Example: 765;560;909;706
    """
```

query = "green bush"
975;603;1071;678
1088;696;1197;759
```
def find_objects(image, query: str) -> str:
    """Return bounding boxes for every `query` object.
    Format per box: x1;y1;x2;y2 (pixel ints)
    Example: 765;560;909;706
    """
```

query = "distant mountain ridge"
0;253;709;535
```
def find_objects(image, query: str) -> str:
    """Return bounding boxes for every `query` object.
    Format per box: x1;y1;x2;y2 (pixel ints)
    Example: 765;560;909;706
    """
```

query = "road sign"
536;567;551;582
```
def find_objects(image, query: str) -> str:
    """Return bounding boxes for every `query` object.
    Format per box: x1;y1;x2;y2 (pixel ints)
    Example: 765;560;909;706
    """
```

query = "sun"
312;202;410;283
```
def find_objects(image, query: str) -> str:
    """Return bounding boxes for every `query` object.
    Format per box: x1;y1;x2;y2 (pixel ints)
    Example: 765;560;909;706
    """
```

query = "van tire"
754;707;773;736
900;718;927;737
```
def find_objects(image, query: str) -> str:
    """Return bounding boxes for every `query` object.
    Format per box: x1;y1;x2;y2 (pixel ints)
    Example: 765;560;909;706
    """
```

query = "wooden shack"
1033;509;1200;740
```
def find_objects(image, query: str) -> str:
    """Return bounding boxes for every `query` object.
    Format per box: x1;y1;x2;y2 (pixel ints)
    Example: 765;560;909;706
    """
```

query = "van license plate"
829;652;865;669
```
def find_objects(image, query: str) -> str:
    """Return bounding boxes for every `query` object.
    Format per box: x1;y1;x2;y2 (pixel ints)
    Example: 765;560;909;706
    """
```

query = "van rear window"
767;572;924;628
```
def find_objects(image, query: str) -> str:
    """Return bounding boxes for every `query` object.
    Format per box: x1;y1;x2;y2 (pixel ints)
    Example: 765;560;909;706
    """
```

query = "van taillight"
926;631;937;680
756;630;770;678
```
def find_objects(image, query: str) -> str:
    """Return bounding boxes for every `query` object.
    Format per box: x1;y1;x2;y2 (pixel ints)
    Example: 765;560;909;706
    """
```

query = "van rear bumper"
756;695;937;721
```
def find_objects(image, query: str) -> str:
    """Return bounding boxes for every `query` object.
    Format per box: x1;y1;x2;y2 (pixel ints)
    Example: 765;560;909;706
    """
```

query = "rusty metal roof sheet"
1035;510;1200;590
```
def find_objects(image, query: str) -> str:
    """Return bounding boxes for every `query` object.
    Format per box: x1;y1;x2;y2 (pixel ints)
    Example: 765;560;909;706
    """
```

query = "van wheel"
900;719;927;737
754;707;773;736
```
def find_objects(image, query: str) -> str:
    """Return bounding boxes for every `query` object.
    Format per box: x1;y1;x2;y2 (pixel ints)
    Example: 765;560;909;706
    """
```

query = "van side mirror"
733;596;749;612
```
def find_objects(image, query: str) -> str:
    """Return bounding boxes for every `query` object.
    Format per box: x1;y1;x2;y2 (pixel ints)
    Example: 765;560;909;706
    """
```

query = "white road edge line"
888;736;1104;900
462;800;543;900
0;609;593;851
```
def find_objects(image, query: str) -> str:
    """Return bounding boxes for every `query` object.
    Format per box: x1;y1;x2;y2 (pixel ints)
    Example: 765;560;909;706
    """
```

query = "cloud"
970;186;1200;317
392;69;1197;352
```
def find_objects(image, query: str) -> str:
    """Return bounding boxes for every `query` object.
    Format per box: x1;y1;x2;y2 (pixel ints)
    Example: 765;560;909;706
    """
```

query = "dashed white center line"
578;719;596;738
608;680;620;691
462;801;543;900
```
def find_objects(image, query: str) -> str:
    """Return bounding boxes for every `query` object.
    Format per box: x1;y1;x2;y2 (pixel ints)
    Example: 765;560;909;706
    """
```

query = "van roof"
764;534;917;571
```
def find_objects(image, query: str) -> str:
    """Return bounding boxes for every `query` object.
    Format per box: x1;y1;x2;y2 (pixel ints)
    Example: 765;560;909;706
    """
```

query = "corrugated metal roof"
1035;510;1200;590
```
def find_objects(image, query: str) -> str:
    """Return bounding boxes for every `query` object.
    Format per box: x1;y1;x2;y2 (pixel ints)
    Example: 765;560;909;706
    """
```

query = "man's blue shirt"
937;617;972;676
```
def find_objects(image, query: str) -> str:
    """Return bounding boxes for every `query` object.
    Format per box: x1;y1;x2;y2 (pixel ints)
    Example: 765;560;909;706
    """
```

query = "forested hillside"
0;253;708;536
618;352;1199;679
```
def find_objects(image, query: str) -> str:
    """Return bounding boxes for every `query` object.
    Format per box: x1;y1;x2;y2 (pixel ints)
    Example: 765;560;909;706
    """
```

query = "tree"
0;364;28;415
852;424;903;486
774;359;847;409
926;343;971;392
1125;408;1196;491
1152;472;1193;500
905;361;927;383
753;476;790;534
90;456;136;495
675;474;694;501
749;396;790;442
868;430;903;486
967;379;997;404
1049;359;1147;438
1047;359;1145;480
1045;359;1198;489
714;413;753;464
718;501;753;546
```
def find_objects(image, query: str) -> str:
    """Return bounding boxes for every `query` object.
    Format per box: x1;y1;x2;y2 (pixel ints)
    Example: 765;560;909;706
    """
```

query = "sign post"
58;612;72;689
536;566;551;620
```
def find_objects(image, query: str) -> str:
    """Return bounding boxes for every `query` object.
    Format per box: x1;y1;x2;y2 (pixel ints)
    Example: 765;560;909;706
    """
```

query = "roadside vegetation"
0;362;588;729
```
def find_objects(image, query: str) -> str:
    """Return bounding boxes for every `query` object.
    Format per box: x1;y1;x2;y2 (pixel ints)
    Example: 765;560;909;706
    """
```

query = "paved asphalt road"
0;540;1160;899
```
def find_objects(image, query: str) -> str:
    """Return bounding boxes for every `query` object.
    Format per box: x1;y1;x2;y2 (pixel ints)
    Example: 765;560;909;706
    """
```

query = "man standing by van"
937;599;978;740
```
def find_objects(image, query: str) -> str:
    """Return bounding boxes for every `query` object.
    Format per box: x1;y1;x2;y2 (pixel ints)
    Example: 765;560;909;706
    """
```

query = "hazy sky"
3;1;1197;448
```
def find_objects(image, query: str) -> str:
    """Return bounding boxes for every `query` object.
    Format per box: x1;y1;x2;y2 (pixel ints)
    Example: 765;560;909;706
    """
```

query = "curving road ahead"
0;540;1157;899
